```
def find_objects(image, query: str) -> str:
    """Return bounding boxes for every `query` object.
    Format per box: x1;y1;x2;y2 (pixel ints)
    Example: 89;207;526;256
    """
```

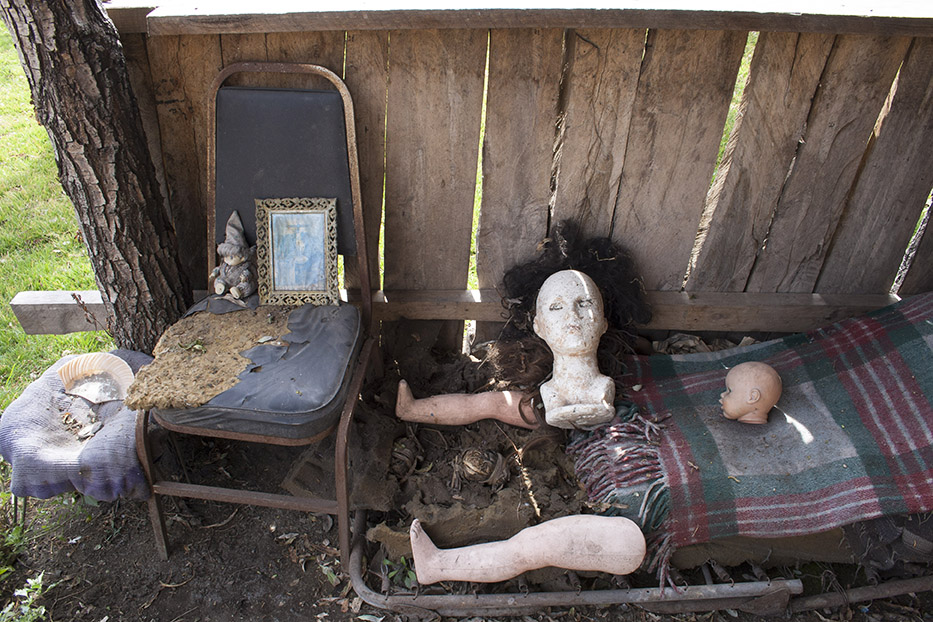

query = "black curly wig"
485;220;651;393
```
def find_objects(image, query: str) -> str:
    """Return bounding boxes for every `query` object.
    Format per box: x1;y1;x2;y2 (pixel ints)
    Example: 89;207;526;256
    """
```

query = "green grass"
716;32;758;172
0;28;112;413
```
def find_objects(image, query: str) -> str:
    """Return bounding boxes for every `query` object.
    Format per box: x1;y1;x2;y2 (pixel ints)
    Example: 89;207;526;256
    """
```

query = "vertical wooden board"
218;34;269;89
686;32;834;292
146;34;223;290
551;28;644;238
383;29;486;350
264;31;345;89
220;33;268;65
474;28;563;341
219;32;344;89
611;28;747;291
816;38;933;294
745;34;912;293
383;29;485;291
345;30;389;291
900;215;933;295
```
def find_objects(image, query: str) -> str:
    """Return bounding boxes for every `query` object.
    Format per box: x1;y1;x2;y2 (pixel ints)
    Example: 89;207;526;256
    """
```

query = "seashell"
58;353;134;403
77;421;104;439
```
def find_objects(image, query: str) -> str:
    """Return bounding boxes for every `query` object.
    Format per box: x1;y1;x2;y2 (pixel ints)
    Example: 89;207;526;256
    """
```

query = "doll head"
222;252;248;266
720;361;782;425
217;211;251;261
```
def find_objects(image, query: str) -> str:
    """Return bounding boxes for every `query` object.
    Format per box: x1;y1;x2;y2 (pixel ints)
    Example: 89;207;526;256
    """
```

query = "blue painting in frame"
255;197;338;306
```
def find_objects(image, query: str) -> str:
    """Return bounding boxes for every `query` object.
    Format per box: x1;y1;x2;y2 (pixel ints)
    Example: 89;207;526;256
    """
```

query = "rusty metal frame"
346;513;805;617
346;509;933;615
136;61;374;569
206;61;373;331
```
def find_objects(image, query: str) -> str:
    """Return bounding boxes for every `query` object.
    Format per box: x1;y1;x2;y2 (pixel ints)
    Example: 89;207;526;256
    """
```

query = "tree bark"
1;0;191;353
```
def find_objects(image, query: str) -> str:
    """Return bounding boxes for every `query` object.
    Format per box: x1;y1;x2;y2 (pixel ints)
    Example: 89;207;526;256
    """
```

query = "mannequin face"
533;270;608;356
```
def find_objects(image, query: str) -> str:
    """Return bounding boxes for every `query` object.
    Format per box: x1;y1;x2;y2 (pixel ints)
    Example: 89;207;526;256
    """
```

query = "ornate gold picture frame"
255;197;339;306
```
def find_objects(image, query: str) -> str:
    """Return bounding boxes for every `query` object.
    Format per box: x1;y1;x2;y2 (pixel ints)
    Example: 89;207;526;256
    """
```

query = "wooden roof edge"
104;1;158;34
140;2;933;36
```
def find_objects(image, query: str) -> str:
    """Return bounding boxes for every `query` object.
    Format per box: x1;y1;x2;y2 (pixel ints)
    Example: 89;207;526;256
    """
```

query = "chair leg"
147;493;170;560
167;431;191;484
335;337;375;569
136;409;171;559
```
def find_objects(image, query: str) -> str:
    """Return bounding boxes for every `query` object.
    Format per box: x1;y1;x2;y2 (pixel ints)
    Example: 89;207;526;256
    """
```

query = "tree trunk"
1;0;191;353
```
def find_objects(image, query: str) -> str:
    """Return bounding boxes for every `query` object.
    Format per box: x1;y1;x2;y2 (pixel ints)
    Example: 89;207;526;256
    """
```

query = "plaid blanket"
569;293;933;581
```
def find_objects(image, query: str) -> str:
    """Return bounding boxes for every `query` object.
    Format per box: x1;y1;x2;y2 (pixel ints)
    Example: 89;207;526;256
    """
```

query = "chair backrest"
206;62;372;327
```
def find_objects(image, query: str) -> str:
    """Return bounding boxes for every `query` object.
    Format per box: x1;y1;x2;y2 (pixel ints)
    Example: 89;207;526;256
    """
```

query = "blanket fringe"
567;402;675;586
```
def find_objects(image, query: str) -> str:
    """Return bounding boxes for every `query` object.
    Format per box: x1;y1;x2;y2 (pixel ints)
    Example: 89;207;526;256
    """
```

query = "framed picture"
255;197;339;306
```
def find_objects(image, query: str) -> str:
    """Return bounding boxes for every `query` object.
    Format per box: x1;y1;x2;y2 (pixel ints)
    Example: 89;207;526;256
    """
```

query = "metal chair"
136;62;374;568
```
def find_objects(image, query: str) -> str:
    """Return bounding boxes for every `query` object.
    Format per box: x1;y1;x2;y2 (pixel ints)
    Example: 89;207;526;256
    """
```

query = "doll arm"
396;380;538;429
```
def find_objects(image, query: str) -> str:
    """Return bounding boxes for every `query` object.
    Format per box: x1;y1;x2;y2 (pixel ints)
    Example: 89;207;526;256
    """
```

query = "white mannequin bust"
533;270;615;429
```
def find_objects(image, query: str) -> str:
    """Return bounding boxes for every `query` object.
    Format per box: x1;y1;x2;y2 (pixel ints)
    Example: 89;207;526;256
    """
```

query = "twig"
419;427;448;451
169;606;199;622
71;292;111;333
201;509;238;529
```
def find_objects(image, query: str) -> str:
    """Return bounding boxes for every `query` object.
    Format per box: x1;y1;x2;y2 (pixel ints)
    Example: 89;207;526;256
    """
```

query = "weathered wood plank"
372;289;898;333
551;28;644;237
382;29;486;349
14;288;898;335
687;31;834;292
10;291;107;334
219;32;268;67
474;27;563;342
383;29;485;290
146;34;223;290
641;291;899;333
146;2;933;37
263;31;345;89
899;214;933;295
103;1;155;34
218;32;344;88
745;34;911;293
611;28;747;291
816;37;933;294
345;30;389;290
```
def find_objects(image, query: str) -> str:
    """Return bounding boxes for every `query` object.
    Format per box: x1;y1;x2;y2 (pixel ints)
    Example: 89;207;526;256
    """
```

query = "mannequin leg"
410;515;646;584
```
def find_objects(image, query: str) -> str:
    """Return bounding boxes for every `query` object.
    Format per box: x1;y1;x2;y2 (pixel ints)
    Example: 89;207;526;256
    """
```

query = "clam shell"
58;353;134;403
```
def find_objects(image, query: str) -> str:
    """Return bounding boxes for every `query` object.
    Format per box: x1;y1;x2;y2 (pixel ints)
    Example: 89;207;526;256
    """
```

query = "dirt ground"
2;342;931;622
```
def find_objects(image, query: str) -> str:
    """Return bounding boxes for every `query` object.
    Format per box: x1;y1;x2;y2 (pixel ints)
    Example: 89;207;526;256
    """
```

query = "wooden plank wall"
118;24;933;351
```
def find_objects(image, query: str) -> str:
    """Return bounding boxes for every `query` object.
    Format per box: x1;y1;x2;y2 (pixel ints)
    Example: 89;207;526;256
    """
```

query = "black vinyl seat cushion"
153;303;361;440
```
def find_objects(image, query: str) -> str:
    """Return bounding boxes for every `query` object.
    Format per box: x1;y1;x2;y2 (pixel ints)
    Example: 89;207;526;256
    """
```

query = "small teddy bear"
210;211;257;300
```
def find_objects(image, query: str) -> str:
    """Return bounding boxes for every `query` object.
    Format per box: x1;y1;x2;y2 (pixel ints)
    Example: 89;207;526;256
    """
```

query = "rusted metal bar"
335;336;376;569
641;588;792;616
347;516;803;617
151;481;338;514
789;575;933;613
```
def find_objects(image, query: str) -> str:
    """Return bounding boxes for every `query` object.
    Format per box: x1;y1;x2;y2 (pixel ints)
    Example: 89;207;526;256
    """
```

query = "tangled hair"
485;220;652;392
499;220;651;339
